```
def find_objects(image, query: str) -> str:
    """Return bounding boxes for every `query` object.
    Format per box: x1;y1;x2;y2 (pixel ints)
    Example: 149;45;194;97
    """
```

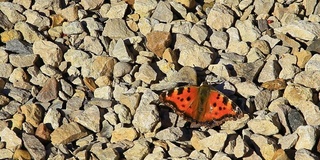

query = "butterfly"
159;84;243;127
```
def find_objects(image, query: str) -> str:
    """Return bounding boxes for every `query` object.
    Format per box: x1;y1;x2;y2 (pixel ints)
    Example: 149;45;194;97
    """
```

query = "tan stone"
146;31;172;57
0;30;22;43
50;122;88;145
111;127;138;143
20;103;44;127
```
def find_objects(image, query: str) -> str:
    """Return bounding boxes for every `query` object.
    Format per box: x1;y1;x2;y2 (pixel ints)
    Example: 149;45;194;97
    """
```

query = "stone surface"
110;127;138;143
21;103;44;128
146;31;171;57
102;18;135;39
33;40;62;67
295;125;318;150
206;4;235;30
50;122;88;145
74;105;101;132
36;77;58;102
22;133;46;160
247;112;280;136
0;127;22;151
250;134;279;160
134;63;157;84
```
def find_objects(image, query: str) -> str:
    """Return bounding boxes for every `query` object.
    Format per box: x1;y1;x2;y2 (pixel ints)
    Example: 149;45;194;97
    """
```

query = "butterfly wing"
159;86;200;121
200;87;243;125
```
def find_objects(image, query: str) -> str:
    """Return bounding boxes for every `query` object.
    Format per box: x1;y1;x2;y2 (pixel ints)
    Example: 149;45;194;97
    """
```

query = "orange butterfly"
159;84;243;127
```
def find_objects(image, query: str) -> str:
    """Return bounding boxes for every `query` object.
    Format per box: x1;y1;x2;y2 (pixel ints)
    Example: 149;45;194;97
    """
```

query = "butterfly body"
160;84;243;127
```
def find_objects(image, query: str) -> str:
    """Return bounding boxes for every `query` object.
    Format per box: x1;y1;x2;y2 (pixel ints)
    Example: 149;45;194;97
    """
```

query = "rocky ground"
0;0;320;159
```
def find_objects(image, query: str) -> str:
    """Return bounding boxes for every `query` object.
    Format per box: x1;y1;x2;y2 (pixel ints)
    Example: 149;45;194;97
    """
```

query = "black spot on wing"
212;102;217;107
186;96;191;101
167;90;174;97
180;98;184;102
217;94;220;99
177;87;184;95
187;87;191;93
222;96;229;105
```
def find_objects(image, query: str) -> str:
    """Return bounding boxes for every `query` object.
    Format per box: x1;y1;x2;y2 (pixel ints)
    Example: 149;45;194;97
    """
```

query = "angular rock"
9;54;38;68
0;127;22;151
190;24;208;45
250;134;279;160
278;133;298;150
110;127;138;143
36;77;58;102
102;18;135;39
151;1;173;23
236;19;261;42
81;56;116;79
274;20;320;41
295;70;320;91
33;40;63;67
305;53;320;71
22;133;46;160
167;141;189;158
50;122;88;145
295;125;318;150
124;139;150;159
133;0;157;17
247;112;280;136
5;39;33;54
155;127;184;141
80;36;103;55
111;39;133;62
81;0;104;10
293;49;312;68
295;149;319;160
134;63;157;84
43;108;61;130
0;63;13;78
74;105;101;132
235;82;261;98
283;84;313;107
294;101;320;126
20;103;44;128
167;66;197;85
254;90;271;110
253;0;274;15
105;3;128;19
133;104;159;133
200;132;228;152
146;31;171;57
206;4;235;30
14;22;44;43
287;109;306;133
258;60;281;83
113;62;132;78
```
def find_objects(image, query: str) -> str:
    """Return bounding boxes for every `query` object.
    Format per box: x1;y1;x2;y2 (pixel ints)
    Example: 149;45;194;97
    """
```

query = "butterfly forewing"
160;86;200;120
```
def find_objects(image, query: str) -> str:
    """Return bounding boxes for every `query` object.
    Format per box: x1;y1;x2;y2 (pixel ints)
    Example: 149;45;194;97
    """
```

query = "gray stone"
190;24;208;44
134;63;157;84
74;105;101;132
5;39;33;54
113;62;132;78
294;101;320;126
171;21;192;34
274;20;320;41
64;49;90;68
278;133;298;150
258;60;281;83
210;30;228;50
114;104;132;124
235;19;261;42
151;1;173;23
33;40;63;67
133;104;159;133
106;3;128;19
295;125;318;150
81;17;104;37
43;108;61;130
247;112;280;136
111;39;133;62
235;82;261;98
206;4;235;30
0;63;13;78
253;0;274;15
102;18;135;39
62;21;84;35
4;83;31;103
80;36;103;55
169;1;187;18
155;127;185;141
27;66;49;86
167;66;197;85
14;22;44;43
287;109;306;133
254;90;271;110
305;54;320;71
9;54;38;67
0;127;22;151
22;133;46;160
